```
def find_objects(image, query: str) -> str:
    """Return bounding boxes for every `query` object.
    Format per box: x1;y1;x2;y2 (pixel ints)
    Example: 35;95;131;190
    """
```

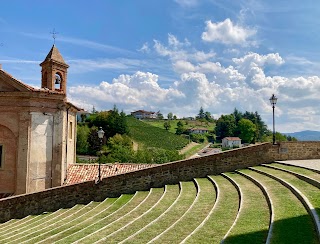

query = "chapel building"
0;45;80;196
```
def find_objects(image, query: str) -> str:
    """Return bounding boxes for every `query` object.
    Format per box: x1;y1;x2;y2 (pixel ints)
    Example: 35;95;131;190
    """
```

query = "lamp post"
269;94;278;145
97;127;105;183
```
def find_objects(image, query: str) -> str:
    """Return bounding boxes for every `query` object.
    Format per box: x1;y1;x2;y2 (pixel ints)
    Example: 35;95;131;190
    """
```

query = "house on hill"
0;45;81;196
131;110;157;119
222;137;242;148
189;128;209;134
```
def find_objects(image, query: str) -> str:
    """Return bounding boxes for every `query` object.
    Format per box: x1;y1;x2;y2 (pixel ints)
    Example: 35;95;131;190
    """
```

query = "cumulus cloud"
202;18;256;45
67;31;320;132
173;60;195;73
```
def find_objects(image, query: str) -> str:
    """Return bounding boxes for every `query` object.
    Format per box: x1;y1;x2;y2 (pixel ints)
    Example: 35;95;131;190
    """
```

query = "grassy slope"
143;119;215;134
127;117;189;151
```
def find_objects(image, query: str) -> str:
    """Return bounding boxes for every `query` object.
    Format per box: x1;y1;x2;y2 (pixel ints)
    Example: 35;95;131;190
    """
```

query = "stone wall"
1;141;320;223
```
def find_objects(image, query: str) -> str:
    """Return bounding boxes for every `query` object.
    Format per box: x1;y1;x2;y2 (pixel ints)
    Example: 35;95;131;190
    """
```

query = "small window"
0;145;3;168
69;121;73;140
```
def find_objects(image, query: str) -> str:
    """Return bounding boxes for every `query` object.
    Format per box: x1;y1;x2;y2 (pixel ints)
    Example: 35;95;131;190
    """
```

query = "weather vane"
50;28;58;45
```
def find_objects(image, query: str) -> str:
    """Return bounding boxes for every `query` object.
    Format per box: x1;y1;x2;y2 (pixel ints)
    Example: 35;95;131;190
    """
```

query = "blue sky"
1;0;320;133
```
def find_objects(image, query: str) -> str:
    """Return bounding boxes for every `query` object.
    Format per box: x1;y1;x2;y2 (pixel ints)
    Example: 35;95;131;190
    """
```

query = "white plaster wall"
28;112;53;192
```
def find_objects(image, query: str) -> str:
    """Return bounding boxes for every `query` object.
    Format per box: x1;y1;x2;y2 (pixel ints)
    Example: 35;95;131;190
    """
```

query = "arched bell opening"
54;72;62;90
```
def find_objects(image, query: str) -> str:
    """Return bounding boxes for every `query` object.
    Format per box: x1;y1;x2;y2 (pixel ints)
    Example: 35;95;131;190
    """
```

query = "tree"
87;127;101;155
157;111;164;120
238;118;256;143
106;134;134;163
204;111;213;122
76;125;90;154
163;121;171;130
176;121;185;135
197;107;205;119
167;112;173;120
80;113;87;123
90;107;129;139
215;114;236;140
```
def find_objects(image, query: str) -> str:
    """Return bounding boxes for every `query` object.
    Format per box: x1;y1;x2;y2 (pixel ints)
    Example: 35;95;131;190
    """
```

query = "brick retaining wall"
1;141;320;223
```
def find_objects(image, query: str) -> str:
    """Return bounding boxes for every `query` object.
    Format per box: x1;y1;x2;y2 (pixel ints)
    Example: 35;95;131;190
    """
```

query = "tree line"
77;106;183;164
163;107;296;144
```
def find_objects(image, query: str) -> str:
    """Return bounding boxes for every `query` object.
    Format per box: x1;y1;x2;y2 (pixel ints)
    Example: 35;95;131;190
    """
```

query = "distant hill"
283;130;320;141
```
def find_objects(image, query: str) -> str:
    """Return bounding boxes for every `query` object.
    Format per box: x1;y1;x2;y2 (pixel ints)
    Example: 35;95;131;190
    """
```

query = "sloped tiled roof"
41;44;68;66
65;163;156;185
223;137;241;141
190;128;209;131
131;110;156;115
0;69;36;92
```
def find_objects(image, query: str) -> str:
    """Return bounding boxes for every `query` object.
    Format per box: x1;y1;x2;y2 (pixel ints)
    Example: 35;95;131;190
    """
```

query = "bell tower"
40;45;69;93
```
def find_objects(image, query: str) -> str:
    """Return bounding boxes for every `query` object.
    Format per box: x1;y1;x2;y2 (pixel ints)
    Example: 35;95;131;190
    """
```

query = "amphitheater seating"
0;162;320;243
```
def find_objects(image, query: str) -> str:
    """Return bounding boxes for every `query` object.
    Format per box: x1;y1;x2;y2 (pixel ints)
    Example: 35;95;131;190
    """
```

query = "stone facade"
0;45;79;196
1;141;320;223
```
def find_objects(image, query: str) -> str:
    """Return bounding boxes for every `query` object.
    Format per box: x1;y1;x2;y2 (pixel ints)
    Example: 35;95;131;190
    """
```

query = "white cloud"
19;32;133;55
173;60;195;73
66;33;320;133
138;42;150;53
193;50;216;62
201;18;256;45
67;58;143;73
174;0;199;7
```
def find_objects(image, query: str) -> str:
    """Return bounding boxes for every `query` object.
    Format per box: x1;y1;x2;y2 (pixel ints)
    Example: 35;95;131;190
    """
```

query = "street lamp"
269;94;278;145
97;127;105;183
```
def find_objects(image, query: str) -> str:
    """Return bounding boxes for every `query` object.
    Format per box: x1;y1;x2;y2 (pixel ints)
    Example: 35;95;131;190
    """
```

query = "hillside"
127;117;189;150
284;130;320;141
144;119;215;134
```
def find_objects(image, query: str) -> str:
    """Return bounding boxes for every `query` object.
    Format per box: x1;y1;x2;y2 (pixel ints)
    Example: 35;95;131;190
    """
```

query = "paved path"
276;159;320;171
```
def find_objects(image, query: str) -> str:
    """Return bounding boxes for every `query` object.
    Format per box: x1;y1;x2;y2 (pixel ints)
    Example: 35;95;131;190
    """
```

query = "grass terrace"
1;161;320;243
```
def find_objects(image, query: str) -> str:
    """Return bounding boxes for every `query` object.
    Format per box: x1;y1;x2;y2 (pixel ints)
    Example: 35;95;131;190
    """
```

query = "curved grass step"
246;167;318;244
77;187;165;243
0;204;85;242
6;202;99;243
114;184;180;243
54;191;147;243
122;181;197;243
19;198;117;243
0;215;37;233
237;169;274;243
34;194;132;244
183;175;239;243
222;172;270;244
270;163;320;183
149;178;216;243
257;165;320;240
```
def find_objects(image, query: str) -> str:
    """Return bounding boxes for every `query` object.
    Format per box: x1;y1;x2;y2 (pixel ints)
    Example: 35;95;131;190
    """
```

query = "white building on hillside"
131;110;157;119
222;137;242;148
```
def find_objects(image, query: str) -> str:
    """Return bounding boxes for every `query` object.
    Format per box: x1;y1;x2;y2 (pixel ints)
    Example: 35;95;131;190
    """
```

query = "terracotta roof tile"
42;44;68;66
223;137;241;141
65;163;156;185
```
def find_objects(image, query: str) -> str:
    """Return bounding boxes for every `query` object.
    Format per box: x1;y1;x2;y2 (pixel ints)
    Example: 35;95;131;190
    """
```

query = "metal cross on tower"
50;28;58;45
